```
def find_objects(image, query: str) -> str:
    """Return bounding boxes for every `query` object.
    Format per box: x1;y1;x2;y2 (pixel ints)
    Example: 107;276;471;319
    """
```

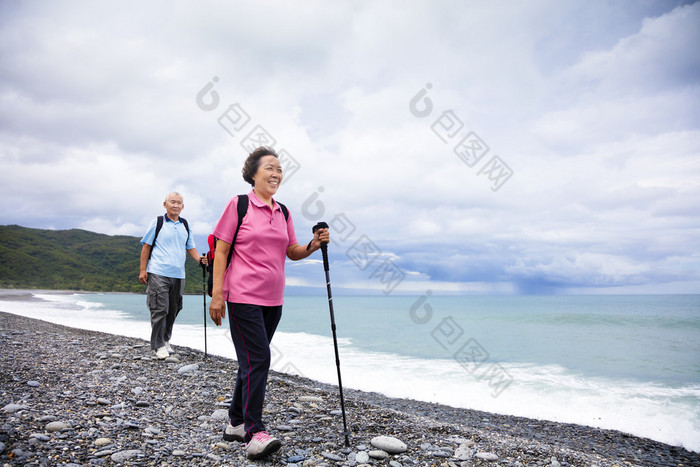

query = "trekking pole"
200;257;208;359
313;222;350;447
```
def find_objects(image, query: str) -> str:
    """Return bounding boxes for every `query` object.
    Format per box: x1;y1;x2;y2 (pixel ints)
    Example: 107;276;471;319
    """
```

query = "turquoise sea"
1;292;698;452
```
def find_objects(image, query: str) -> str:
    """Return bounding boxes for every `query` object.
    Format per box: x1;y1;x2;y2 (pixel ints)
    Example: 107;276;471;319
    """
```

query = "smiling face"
163;193;184;220
252;155;283;199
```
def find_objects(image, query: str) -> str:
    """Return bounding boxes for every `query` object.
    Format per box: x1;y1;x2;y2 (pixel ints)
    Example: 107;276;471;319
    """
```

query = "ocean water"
1;292;698;453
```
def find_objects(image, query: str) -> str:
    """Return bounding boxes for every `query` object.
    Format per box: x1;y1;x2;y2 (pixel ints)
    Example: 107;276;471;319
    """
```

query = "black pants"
227;302;282;442
146;273;183;351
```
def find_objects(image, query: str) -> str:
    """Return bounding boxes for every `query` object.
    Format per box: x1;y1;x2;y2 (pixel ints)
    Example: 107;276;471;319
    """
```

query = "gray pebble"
475;452;499;461
369;449;389;460
45;421;68;432
111;449;143;463
455;446;473;460
355;451;370;463
371;435;408;454
177;363;199;374
322;451;345;462
95;437;112;447
11;448;30;458
298;396;324;403
94;449;113;457
27;380;40;387
2;403;28;413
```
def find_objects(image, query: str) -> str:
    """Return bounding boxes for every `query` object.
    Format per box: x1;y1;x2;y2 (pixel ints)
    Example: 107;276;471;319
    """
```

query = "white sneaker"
223;422;245;442
246;431;281;460
155;346;169;359
165;341;173;353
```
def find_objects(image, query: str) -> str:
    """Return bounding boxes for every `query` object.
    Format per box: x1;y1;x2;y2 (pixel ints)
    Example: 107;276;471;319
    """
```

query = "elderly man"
139;192;206;359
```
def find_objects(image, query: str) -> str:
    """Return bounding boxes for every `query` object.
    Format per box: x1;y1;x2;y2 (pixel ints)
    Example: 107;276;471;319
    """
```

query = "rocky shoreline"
1;311;697;466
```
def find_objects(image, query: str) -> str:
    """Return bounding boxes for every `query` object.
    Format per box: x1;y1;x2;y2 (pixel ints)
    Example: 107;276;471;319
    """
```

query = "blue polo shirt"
140;214;196;279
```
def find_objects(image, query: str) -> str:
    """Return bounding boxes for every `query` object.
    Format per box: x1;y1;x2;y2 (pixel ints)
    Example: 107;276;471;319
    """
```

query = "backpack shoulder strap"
278;202;289;222
226;194;249;266
180;217;190;245
236;194;249;223
149;215;165;259
154;215;164;244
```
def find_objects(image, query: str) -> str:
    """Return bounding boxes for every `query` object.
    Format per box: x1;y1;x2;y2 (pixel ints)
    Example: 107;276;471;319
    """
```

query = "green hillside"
0;225;205;293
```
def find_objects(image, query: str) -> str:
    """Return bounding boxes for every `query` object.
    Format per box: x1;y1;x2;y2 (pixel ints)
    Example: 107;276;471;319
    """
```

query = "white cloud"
565;2;700;96
1;0;698;293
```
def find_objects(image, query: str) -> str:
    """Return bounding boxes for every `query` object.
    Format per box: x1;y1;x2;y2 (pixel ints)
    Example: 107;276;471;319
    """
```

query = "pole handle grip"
313;222;330;271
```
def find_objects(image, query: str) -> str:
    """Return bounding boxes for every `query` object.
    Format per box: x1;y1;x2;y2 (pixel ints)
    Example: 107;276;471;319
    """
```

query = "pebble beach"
1;309;698;467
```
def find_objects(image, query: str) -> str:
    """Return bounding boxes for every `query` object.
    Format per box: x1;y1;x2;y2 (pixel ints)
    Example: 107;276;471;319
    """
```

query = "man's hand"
139;270;148;284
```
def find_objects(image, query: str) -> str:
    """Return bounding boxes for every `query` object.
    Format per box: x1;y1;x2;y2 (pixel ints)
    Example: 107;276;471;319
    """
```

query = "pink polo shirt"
212;191;298;306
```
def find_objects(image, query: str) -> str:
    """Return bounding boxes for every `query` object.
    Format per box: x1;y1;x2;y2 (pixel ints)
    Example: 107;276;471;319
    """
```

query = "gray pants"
146;273;184;351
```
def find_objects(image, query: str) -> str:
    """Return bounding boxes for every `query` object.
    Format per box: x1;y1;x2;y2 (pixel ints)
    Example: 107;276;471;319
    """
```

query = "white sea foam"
1;292;698;453
1;293;145;339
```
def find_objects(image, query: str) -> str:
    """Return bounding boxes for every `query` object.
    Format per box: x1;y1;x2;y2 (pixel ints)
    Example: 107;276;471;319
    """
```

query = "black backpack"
206;194;289;296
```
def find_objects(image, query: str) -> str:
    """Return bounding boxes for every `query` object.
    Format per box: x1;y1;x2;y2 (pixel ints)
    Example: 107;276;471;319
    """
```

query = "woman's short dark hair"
242;146;279;186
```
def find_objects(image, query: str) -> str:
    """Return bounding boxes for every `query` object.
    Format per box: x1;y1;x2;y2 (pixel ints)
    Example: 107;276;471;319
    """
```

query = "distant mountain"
0;225;206;294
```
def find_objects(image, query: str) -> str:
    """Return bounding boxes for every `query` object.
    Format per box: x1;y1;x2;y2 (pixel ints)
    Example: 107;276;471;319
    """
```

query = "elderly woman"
209;146;329;460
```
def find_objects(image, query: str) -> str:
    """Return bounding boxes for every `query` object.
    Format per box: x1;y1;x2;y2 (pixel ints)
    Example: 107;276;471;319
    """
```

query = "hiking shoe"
155;346;169;359
223;422;245;442
165;341;173;353
246;431;281;460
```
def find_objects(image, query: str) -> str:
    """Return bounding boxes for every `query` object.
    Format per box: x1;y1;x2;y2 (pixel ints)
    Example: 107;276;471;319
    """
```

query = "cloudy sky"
1;0;698;295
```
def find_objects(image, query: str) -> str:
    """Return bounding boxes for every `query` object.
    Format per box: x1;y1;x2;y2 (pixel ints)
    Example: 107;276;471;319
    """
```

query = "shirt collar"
248;189;281;212
163;213;180;223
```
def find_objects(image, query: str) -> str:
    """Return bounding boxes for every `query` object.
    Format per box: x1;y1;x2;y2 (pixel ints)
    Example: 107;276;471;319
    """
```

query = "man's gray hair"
165;192;183;202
